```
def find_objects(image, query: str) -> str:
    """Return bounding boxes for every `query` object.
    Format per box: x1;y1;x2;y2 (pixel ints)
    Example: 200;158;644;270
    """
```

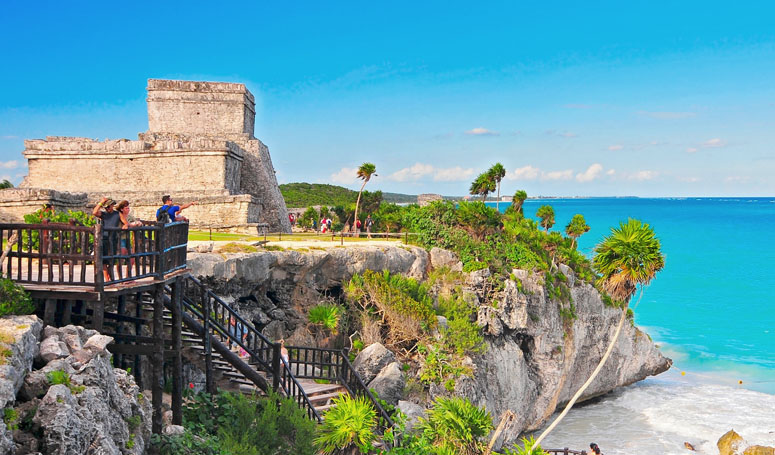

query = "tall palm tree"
489;163;506;212
536;205;555;232
511;190;527;215
534;218;664;447
469;172;496;202
565;214;590;249
353;162;376;233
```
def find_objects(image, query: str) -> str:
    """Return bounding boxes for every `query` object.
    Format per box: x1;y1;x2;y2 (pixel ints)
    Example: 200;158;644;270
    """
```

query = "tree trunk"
496;182;501;212
353;180;368;235
533;304;629;447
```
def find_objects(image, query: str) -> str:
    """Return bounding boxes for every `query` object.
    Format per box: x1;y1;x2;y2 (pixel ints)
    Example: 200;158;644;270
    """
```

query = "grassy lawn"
188;230;406;243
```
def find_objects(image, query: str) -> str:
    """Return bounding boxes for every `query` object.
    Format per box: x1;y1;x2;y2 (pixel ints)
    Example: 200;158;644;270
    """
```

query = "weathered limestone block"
353;343;396;385
368;362;405;406
397;400;425;432
430;247;462;272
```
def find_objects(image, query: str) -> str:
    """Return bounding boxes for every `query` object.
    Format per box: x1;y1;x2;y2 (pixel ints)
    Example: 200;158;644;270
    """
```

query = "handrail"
544;450;587;455
286;344;394;430
177;275;321;421
0;221;189;289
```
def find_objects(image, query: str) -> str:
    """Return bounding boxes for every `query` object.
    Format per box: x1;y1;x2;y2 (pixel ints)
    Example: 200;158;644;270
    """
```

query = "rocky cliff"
188;245;670;442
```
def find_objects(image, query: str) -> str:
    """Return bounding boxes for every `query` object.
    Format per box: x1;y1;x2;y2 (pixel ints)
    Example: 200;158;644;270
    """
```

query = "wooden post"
115;295;125;368
134;292;143;389
62;300;72;326
156;225;166;279
271;342;281;391
171;277;183;425
92;300;104;332
94;224;104;293
202;290;214;394
43;299;56;326
151;285;165;434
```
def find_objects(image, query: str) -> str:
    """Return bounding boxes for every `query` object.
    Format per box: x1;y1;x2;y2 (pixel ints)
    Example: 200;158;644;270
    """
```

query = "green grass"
189;230;404;244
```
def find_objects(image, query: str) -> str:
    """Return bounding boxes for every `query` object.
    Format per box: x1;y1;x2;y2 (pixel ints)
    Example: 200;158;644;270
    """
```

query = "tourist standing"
93;197;121;281
366;214;373;239
157;195;197;223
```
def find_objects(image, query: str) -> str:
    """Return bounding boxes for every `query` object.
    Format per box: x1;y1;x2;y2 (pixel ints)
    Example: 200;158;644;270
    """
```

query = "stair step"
315;403;337;414
302;382;348;396
308;391;346;405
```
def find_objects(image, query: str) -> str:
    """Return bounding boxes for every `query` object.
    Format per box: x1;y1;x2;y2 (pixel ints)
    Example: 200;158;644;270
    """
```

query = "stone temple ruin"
0;79;291;232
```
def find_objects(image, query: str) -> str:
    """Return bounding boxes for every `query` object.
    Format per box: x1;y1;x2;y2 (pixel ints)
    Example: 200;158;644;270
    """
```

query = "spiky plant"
565;214;590;249
417;397;493;455
314;395;377;454
536;205;555;232
308;303;342;334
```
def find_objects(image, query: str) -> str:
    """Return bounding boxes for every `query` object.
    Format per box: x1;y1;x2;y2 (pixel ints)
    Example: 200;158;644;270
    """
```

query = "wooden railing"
544;450;588;455
0;221;188;291
178;275;321;421
286;345;394;431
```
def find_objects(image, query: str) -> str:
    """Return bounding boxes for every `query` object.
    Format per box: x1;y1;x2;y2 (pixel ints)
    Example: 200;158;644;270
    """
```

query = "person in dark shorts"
93;197;121;281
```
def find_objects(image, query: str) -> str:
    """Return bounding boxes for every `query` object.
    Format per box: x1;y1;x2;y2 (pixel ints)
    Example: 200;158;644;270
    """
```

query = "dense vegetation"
279;182;449;207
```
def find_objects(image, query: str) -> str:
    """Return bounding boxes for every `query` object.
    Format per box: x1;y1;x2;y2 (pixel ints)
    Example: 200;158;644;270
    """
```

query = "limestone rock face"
718;430;775;455
0;316;42;454
368;362;405;406
353;343;396;385
188;246;429;345
430;247;462;272
13;325;152;455
397;400;425;432
452;266;671;443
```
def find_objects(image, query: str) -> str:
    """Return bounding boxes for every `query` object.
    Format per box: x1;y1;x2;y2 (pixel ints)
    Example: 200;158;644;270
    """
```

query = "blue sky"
1;1;774;197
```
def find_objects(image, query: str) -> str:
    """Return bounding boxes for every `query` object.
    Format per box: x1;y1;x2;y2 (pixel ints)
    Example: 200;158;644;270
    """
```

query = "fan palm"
511;190;527;215
469;172;496;202
315;395;377;455
488;163;506;211
353;162;376;233
565;214;590;249
534;218;664;447
536;205;555;232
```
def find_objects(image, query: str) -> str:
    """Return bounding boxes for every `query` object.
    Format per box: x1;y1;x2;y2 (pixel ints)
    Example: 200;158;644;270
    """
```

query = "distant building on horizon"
418;193;443;206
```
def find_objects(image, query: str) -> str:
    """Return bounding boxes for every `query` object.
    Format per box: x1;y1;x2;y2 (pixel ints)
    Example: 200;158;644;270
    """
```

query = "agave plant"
314;395;377;454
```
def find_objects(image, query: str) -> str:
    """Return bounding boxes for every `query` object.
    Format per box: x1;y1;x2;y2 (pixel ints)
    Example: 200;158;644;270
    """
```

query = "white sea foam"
535;374;775;455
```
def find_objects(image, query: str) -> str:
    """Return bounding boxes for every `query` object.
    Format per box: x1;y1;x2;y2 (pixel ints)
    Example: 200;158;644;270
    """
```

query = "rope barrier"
667;364;775;387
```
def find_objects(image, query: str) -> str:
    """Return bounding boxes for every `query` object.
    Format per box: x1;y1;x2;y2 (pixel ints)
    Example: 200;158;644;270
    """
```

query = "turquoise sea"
487;198;775;454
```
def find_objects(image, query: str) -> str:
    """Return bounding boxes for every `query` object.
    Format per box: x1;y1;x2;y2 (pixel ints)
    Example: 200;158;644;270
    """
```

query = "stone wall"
237;139;291;232
23;136;244;194
0;188;88;223
147;79;255;135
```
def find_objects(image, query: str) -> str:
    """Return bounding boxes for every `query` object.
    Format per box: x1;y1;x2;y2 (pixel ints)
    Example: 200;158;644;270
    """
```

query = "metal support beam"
151;285;164;434
171;277;183;425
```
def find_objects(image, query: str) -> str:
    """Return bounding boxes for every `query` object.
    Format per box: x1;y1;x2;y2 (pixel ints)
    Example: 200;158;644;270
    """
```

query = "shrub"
23;208;96;251
314;395;377;454
0;278;34;317
46;370;71;386
502;436;550;455
217;242;258;254
416;397;493;455
3;408;18;430
308;303;342;334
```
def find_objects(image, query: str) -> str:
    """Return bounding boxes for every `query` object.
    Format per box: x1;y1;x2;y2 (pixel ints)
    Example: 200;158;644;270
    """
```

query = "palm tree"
511;190;527;215
353;162;376;233
489;163;506;211
536;205;555;232
0;179;13;189
534;218;664;447
565;214;590;249
469;172;496;202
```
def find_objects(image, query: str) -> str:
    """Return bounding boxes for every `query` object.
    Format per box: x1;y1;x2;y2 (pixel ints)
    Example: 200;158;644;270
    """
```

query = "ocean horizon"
485;197;775;454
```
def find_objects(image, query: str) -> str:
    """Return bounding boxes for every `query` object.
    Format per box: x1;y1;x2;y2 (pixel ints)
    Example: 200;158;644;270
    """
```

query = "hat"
104;198;116;207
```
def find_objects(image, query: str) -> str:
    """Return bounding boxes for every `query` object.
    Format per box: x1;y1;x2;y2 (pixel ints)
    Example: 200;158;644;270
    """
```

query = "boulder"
38;337;69;363
397;400;425;432
353;343;396;384
718;430;746;455
430;247;463;272
744;446;775;455
163;424;185;436
368;362;405;406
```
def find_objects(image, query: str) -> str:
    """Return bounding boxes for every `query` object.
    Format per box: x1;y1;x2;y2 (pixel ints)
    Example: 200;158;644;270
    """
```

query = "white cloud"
388;163;435;182
544;130;578;138
507;165;541;181
702;138;726;148
1;135;18;140
608;144;623;151
543;169;573;181
679;176;700;183
465;127;499;136
386;163;475;182
686;147;699;153
724;176;750;184
606;169;616;176
330;167;359;184
638;111;696;120
576;163;604;183
0;161;18;169
629;170;658;181
433;166;476;182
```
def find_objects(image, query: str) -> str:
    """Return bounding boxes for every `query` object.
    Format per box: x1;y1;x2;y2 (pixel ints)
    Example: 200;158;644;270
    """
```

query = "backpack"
156;205;171;224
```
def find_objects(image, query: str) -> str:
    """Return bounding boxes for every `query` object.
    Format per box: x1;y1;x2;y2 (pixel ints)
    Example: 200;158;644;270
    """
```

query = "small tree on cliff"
534;218;664;446
536;205;555;232
353;163;376;233
565;214;590;249
469;172;496;202
511;190;527;215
